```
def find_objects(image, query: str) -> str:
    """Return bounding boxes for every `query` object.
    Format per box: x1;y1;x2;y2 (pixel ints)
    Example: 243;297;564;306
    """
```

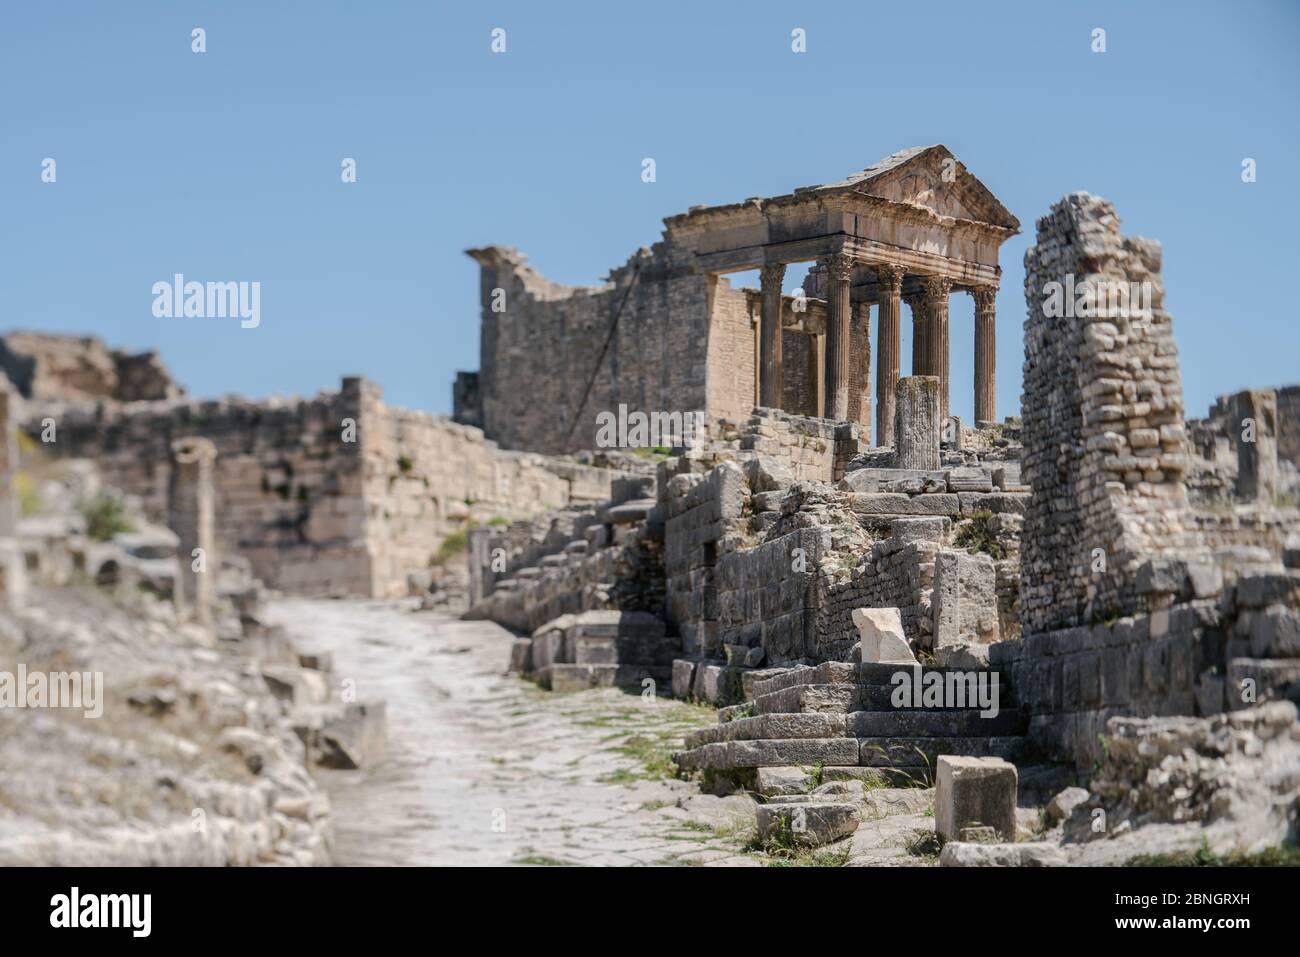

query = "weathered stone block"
934;755;1017;843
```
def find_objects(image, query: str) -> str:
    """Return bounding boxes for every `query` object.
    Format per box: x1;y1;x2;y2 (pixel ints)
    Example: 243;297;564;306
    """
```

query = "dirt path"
266;598;758;866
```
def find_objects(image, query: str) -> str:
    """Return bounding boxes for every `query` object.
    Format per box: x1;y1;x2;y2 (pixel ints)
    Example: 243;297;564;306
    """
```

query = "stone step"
750;662;858;698
537;663;672;693
855;681;1020;711
753;683;857;715
857;735;1030;768
749;661;1011;700
684;713;847;749
847;708;1027;738
571;633;679;667
673;736;860;771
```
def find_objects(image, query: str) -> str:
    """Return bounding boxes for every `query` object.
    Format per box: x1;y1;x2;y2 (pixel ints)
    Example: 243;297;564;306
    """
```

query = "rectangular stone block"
934;755;1017;843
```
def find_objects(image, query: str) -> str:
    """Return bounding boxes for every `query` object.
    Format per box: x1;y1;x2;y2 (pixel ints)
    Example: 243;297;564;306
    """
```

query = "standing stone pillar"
1233;389;1278;502
924;276;953;420
823;254;854;421
973;285;997;427
759;263;786;409
875;264;904;448
169;437;217;626
0;383;25;609
904;289;927;376
0;384;17;538
853;301;872;429
894;375;941;470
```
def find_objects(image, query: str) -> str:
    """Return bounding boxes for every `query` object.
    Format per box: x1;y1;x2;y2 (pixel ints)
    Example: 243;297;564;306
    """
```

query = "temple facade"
456;146;1019;455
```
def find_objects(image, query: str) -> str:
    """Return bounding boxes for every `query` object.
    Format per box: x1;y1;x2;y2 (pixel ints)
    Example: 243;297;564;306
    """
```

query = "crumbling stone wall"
1020;193;1204;633
465;244;713;456
24;377;585;597
996;194;1300;768
0;332;183;403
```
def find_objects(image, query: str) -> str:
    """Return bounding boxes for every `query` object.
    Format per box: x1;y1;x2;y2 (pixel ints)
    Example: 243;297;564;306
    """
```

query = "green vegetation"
397;453;414;474
16;473;40;517
1126;840;1300;868
954;509;1005;560
432;528;469;565
80;492;134;542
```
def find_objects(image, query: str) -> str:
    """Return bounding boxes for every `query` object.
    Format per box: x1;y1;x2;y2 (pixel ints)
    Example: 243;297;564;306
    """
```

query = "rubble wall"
1019;193;1203;633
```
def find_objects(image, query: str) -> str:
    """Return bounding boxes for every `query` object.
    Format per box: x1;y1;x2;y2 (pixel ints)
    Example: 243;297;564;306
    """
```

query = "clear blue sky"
3;1;1297;424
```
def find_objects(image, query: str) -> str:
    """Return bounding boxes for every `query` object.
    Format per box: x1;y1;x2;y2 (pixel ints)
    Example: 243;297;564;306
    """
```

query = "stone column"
894;375;941;470
973;285;997;427
904;289;927;376
0;384;17;538
923;276;953;420
875;264;904;448
823;254;853;421
1233;389;1278;502
169;437;217;626
853;301;872;429
759;263;786;409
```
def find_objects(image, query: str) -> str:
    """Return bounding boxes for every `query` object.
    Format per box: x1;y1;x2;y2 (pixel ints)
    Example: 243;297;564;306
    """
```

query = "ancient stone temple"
457;146;1020;453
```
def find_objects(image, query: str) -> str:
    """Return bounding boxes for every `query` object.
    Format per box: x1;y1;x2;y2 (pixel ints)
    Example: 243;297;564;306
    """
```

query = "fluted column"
759;263;786;409
904;289;927;376
823;253;853;421
923;275;953;420
973;285;997;426
875;264;904;447
853;301;872;428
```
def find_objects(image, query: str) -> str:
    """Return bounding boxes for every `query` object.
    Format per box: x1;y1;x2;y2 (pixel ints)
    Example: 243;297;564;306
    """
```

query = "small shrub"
954;510;1004;560
397;453;414;474
81;492;134;542
433;529;468;565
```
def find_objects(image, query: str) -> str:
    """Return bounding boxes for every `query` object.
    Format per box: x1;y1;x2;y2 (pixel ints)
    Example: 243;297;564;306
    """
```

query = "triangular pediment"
817;145;1020;231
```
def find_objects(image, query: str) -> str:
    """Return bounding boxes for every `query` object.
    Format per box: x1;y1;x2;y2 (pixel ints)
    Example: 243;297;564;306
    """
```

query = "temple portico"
665;145;1019;445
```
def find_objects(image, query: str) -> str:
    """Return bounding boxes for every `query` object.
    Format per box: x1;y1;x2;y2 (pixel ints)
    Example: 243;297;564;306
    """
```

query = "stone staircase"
673;660;1032;788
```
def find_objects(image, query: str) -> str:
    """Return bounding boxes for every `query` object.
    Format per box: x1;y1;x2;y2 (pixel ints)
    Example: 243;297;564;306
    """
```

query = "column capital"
921;274;953;299
822;253;855;282
972;285;998;311
760;262;787;286
874;263;905;293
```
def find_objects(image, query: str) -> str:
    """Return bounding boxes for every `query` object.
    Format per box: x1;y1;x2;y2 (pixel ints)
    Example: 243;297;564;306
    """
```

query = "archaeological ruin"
3;148;1298;869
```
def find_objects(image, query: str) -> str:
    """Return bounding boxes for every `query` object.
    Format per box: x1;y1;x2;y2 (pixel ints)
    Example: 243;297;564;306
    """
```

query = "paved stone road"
267;599;760;866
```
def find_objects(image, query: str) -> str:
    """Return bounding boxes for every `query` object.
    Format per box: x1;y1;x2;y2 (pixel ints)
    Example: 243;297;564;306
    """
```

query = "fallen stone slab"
853;607;917;665
756;802;859;849
939;841;1067;867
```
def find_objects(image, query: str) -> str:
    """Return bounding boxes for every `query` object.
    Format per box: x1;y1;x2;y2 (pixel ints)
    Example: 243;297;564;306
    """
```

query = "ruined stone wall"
467;244;712;456
0;332;183;403
715;527;826;665
356;383;573;597
739;408;864;485
1000;194;1300;768
1279;385;1300;467
24;378;586;597
705;281;756;425
1020;193;1203;633
663;460;748;657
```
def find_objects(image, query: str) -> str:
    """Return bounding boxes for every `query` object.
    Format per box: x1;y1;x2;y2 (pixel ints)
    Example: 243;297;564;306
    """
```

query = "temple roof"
668;145;1020;234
